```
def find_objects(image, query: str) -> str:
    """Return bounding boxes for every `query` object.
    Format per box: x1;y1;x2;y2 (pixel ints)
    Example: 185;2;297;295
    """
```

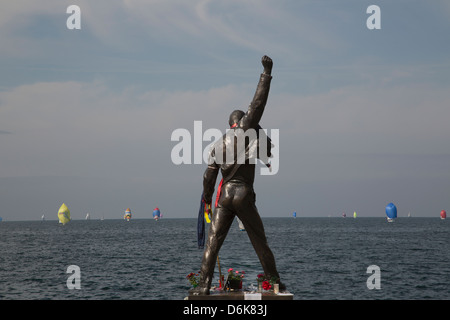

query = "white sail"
236;217;245;231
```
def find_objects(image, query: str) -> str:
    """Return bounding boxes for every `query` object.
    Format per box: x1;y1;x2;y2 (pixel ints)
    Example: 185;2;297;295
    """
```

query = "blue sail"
385;202;397;219
153;207;161;220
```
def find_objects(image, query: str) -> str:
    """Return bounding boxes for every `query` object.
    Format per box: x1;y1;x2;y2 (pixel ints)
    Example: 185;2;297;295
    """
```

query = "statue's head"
228;110;245;128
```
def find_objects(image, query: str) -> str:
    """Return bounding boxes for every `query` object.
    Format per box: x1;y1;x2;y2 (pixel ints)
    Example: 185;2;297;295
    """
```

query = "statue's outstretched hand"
261;55;273;75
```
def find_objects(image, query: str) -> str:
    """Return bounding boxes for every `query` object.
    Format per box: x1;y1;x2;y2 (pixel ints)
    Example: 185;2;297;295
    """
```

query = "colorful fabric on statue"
197;194;206;249
215;179;223;208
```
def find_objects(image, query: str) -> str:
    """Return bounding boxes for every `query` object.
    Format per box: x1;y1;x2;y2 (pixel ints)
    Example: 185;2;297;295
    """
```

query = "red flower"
262;280;272;291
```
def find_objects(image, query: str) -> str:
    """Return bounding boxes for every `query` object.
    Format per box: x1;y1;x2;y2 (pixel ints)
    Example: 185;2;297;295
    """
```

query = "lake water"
0;217;448;300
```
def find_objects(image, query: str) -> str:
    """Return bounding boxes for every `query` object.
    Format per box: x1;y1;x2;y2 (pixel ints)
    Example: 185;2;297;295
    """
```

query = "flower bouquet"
226;268;245;290
256;273;279;291
186;272;200;288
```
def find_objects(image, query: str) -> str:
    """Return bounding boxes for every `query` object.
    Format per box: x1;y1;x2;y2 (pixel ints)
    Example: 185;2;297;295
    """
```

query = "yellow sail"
58;203;71;225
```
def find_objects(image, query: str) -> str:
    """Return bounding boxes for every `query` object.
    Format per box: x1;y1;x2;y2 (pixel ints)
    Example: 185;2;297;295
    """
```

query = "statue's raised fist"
261;55;273;75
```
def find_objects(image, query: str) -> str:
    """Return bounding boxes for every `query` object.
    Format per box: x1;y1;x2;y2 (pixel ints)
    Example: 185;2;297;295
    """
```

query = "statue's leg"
235;189;282;284
197;205;234;293
239;208;280;280
239;207;287;291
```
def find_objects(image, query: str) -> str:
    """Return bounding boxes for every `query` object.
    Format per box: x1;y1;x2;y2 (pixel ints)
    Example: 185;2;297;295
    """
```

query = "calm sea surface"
0;217;448;300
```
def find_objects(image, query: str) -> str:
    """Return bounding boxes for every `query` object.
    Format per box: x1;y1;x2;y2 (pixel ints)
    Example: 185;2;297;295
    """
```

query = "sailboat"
385;202;397;222
353;211;357;219
441;210;447;220
153;207;161;221
293;211;297;219
124;208;132;221
342;212;346;218
85;213;90;220
407;212;411;218
41;214;45;221
236;217;245;231
58;203;71;225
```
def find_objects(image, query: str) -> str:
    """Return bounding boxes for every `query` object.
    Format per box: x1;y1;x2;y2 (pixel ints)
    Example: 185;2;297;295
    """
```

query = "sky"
1;0;449;220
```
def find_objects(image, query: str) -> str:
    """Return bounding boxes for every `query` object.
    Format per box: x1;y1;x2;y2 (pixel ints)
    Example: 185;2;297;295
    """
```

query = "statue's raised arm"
229;55;273;131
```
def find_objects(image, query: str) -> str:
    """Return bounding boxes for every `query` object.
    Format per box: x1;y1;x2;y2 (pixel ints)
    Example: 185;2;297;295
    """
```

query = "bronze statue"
192;55;285;295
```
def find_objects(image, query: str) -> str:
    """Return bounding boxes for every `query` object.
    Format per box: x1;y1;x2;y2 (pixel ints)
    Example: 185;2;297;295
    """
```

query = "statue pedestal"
187;289;293;300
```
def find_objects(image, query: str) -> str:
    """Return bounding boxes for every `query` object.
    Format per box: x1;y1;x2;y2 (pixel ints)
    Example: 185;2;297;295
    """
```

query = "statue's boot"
188;285;210;296
188;275;212;296
278;281;287;292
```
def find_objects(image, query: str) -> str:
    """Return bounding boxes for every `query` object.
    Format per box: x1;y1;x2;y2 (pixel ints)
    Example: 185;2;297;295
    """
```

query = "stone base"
187;289;293;300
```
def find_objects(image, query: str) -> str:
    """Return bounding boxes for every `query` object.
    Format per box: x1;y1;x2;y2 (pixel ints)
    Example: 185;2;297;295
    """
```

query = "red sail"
441;210;447;219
